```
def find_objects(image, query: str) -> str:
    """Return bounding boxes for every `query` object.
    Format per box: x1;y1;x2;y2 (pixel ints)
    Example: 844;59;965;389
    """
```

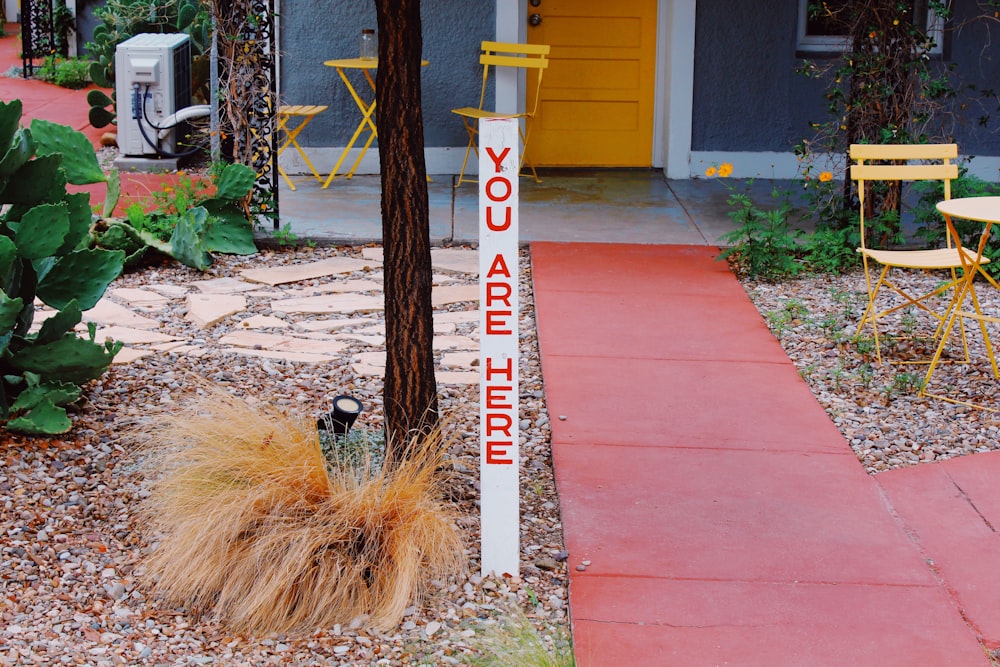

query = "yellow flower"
718;163;733;178
893;19;900;25
705;166;717;177
819;171;833;182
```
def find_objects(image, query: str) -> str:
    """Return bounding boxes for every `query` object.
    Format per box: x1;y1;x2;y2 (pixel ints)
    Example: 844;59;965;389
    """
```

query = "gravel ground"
743;269;1000;473
0;245;569;666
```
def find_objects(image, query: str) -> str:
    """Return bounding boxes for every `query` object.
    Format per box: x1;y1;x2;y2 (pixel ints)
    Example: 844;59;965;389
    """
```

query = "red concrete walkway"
531;243;1000;666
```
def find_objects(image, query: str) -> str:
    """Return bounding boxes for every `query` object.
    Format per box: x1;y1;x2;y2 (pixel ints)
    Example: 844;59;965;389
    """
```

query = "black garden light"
318;395;364;436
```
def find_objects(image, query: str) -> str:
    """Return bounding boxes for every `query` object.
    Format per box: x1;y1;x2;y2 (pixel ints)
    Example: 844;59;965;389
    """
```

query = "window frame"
796;0;944;55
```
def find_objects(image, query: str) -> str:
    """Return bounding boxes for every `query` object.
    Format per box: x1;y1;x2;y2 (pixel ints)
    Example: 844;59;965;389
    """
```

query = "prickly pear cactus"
0;99;125;435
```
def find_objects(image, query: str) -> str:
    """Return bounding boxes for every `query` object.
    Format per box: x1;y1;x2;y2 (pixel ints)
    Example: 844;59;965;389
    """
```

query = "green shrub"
35;56;94;89
717;186;804;281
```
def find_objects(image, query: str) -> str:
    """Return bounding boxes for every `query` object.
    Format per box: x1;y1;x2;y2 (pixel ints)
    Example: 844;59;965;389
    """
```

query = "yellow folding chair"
277;104;328;190
851;143;990;365
451;41;550;187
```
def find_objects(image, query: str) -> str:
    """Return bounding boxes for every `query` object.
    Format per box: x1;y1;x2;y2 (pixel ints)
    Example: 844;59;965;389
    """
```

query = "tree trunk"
374;0;438;457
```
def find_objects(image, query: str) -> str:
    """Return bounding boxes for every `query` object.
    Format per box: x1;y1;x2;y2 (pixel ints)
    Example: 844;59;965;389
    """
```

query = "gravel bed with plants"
743;269;1000;474
0;245;571;666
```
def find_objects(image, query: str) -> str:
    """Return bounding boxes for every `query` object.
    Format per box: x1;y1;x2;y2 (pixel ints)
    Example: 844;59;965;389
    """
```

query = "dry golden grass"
136;389;465;634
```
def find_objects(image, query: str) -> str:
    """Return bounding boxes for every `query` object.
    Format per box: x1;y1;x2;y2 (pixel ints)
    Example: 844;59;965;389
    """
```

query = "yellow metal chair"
277;104;328;190
451;41;550;187
851;143;990;365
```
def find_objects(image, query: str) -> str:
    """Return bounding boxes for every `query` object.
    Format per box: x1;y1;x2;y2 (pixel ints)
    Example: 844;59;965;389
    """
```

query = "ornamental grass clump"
137;389;465;633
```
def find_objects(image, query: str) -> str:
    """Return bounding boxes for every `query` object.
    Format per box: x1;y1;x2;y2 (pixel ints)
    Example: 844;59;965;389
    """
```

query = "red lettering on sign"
486;310;513;335
486;385;513;409
486;206;512;232
486;253;511;278
486;440;514;465
485;146;511;173
486;356;514;381
486;281;513;307
487;413;513;437
486;177;512;202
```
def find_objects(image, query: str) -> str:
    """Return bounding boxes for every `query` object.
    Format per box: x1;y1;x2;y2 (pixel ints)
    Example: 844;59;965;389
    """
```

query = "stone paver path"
83;250;482;385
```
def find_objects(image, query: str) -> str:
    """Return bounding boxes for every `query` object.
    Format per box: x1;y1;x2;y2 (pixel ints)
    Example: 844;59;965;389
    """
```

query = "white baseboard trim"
280;146;474;177
281;147;1000;183
690;150;1000;182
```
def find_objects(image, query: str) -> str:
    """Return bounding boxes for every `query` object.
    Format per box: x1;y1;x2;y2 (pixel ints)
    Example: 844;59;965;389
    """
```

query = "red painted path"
531;242;1000;666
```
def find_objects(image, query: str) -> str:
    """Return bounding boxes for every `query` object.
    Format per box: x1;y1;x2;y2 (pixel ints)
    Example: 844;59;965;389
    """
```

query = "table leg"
323;67;378;188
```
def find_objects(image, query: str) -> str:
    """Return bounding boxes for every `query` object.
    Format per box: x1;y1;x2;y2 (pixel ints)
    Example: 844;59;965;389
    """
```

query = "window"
797;0;943;54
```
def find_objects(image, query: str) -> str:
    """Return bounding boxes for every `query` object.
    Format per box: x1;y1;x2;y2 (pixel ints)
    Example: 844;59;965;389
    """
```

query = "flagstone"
440;351;480;369
334;334;385;346
237;314;290;329
218;330;349;355
432;285;479;307
353;362;384;377
191;277;260;294
240;257;381;285
434;310;480;324
83;298;161;330
218;347;342;363
361;248;383;263
186;293;247;328
362;247;478;275
294;317;379;332
280;280;383;298
270;293;384;314
430;247;479;274
435;322;456;335
144;284;189;298
293;331;340;341
111;347;154;364
108;287;172;307
150;341;191;353
435;371;479;385
93;326;180;344
433;335;479;350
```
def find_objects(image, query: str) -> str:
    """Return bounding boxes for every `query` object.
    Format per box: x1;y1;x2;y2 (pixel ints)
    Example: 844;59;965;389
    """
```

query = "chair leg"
856;263;891;365
455;120;479;187
518;122;541;183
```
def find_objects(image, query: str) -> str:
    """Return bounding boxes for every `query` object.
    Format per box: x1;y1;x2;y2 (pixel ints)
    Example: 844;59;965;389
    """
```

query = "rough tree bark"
374;0;438;457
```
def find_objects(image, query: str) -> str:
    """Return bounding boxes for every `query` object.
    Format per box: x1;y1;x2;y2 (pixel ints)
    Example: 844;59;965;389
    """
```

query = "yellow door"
526;0;658;167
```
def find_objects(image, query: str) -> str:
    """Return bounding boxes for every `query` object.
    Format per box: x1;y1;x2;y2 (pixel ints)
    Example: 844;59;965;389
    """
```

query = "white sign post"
479;118;520;577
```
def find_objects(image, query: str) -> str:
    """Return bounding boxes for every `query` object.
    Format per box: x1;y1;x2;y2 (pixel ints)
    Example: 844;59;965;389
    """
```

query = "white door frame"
494;0;695;177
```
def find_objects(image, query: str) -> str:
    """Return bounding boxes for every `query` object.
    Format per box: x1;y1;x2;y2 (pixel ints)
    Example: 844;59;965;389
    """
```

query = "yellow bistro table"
921;195;1000;409
321;58;429;187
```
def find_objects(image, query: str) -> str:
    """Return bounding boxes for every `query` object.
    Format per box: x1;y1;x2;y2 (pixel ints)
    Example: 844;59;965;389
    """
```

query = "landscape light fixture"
318;394;364;436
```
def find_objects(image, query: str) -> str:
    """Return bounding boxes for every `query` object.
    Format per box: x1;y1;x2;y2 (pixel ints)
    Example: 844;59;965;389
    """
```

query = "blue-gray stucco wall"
279;0;493;149
692;0;999;155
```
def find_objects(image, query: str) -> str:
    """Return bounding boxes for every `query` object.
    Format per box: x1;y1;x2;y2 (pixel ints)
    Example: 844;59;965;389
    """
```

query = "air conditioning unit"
115;33;192;157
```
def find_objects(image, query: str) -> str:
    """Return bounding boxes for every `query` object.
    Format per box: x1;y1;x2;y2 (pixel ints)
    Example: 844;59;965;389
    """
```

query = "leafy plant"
35;56;94;90
90;162;258;270
0;100;126;435
717;184;803;280
801;226;857;274
137;388;465;633
272;222;299;246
